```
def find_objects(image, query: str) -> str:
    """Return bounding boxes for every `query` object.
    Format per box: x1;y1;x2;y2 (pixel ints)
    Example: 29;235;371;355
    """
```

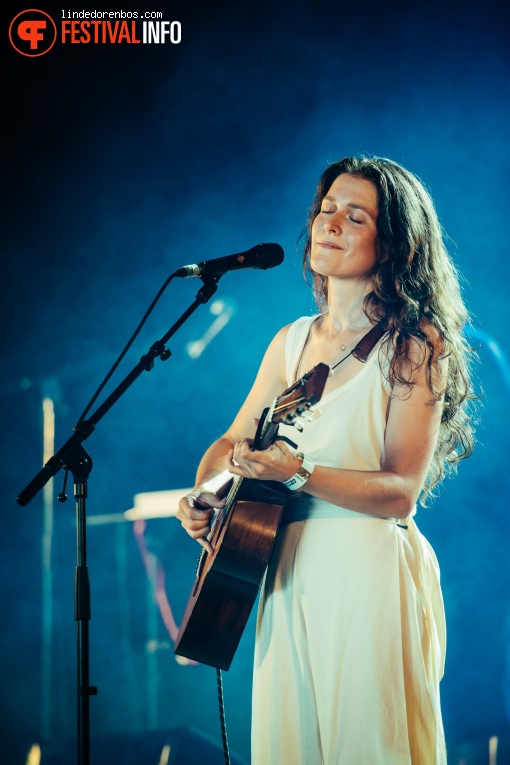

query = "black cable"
75;272;177;426
330;347;355;372
216;667;231;765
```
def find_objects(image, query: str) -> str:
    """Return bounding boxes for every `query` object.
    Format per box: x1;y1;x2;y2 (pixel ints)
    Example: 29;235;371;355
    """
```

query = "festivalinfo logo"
9;8;181;56
9;9;57;56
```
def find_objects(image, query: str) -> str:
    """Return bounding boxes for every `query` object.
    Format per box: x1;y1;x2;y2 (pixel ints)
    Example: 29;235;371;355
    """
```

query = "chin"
310;256;334;277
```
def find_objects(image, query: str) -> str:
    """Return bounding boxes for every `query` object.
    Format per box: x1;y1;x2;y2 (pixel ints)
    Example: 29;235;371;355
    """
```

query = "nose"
324;211;343;234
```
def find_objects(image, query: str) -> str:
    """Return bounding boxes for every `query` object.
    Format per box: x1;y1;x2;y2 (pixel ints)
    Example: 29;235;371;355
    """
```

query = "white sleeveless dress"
251;316;447;765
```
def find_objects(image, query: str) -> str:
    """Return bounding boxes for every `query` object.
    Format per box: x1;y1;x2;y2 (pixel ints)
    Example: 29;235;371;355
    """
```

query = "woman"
177;155;475;764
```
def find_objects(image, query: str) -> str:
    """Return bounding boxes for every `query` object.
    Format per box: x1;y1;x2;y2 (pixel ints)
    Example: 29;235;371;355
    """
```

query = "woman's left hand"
227;438;300;483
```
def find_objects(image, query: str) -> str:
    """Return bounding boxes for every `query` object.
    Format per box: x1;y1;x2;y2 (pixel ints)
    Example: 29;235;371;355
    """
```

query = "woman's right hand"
176;490;226;555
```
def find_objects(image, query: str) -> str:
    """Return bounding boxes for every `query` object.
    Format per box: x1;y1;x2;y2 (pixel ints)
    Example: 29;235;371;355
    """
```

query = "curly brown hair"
302;155;477;499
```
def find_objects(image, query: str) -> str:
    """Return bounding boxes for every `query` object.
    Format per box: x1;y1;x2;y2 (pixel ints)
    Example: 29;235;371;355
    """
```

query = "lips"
316;240;342;250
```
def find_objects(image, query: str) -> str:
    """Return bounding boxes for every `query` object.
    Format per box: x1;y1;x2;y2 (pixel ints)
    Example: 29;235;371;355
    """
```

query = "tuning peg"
293;420;304;432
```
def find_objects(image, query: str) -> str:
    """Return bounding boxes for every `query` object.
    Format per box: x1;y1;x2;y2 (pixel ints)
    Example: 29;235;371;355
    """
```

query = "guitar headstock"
254;362;329;451
271;362;329;426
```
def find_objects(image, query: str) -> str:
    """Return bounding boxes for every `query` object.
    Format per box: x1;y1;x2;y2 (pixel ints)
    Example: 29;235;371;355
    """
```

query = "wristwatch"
282;452;315;491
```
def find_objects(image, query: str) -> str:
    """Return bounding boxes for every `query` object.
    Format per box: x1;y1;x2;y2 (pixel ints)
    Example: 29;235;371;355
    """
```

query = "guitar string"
203;362;335;559
207;388;319;548
197;353;354;575
273;395;307;413
208;356;349;541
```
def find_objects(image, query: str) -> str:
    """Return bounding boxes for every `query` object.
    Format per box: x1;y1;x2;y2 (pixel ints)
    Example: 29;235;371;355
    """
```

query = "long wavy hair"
302;155;476;499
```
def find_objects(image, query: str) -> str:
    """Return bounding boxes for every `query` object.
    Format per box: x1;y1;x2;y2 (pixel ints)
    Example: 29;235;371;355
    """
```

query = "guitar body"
174;362;330;670
174;480;287;670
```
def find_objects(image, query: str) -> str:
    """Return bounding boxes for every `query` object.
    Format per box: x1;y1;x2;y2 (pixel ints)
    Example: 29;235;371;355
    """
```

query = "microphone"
173;243;284;278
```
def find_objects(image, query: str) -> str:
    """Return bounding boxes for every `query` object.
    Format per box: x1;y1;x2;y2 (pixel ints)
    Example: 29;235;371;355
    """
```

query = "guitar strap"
352;319;388;362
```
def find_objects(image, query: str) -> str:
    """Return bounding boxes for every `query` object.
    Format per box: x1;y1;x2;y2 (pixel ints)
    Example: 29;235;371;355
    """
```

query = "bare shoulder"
224;322;294;441
258;323;293;385
269;322;293;347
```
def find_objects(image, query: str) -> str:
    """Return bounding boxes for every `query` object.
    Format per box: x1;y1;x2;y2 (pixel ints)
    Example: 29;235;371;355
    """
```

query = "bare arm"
176;325;290;549
228;333;447;519
195;323;290;486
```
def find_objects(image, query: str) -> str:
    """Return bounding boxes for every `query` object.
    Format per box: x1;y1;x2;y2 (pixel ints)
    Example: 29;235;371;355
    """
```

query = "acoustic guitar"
174;362;329;670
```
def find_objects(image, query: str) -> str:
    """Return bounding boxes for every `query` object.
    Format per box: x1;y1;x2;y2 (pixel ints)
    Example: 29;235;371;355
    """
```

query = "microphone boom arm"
17;274;220;506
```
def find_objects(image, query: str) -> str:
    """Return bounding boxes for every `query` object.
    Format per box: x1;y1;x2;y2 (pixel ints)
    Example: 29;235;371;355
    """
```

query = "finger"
272;439;292;456
178;499;212;518
230;444;247;469
234;440;258;464
227;459;245;477
192;491;225;510
198;537;213;555
178;517;211;547
189;494;225;510
180;515;211;535
190;510;215;526
183;512;212;534
237;444;269;465
178;506;213;529
234;438;253;454
228;457;264;480
186;517;213;532
183;492;225;517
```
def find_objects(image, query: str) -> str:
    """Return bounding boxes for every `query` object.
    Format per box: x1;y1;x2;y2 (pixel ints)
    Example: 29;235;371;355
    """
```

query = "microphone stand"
17;275;220;765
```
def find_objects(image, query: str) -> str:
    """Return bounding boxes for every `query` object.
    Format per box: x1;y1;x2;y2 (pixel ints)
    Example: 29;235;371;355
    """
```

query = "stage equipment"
173;242;283;278
16;244;284;765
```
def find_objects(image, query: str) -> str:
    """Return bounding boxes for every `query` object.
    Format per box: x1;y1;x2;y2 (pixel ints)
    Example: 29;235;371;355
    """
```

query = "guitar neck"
226;474;244;510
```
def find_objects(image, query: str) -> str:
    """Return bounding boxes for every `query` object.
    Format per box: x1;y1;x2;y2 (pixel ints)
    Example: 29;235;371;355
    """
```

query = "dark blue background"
2;0;510;762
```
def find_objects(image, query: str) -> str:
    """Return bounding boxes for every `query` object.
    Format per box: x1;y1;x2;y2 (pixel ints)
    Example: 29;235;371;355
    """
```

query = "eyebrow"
323;195;377;220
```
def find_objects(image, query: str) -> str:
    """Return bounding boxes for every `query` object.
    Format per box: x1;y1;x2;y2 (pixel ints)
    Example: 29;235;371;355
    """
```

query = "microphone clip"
196;274;220;304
